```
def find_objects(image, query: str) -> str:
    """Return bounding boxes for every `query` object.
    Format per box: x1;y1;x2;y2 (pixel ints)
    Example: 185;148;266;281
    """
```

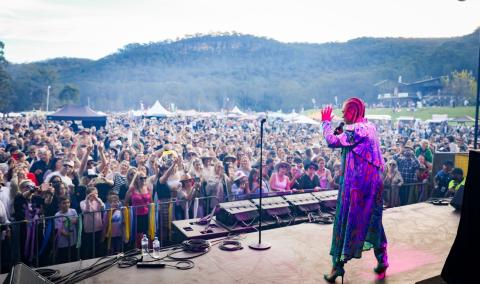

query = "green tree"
0;41;15;113
59;84;80;105
443;70;477;104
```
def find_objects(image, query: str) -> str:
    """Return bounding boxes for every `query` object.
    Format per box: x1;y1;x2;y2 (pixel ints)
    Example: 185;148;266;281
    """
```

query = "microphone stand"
249;118;271;250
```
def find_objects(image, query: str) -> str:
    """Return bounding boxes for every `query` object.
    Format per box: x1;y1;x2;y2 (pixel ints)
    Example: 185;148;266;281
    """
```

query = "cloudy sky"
1;0;479;63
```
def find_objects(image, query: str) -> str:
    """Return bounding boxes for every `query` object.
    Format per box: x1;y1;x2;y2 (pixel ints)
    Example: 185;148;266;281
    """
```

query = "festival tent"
47;105;107;128
227;106;248;118
4;112;23;117
289;115;320;125
145;100;174;118
230;106;246;116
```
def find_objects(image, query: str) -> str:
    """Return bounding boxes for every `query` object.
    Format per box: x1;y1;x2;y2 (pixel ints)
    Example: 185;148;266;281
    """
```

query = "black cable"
54;249;140;284
219;240;243;251
49;235;245;283
35;268;61;281
182;239;211;253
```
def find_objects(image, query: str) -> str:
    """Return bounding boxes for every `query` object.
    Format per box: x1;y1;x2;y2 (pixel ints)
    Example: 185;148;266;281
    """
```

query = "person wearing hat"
269;161;291;192
223;154;237;164
417;163;429;183
45;159;74;189
175;173;201;220
231;171;249;198
298;162;321;191
185;147;198;162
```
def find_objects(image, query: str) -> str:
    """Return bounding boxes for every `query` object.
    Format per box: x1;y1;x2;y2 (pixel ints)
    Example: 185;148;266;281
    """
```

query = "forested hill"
4;29;480;112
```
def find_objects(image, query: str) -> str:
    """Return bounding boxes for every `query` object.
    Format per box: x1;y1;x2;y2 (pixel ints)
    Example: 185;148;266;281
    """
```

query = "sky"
1;0;479;63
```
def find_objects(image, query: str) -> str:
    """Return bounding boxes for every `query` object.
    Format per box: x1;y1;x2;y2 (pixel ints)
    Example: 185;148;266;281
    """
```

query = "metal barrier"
0;185;432;273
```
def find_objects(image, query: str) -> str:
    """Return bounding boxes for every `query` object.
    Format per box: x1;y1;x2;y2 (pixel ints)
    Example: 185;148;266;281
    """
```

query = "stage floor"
1;202;460;283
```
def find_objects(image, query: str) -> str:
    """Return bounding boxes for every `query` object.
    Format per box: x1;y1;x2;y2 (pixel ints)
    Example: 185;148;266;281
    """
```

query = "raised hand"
97;141;104;152
321;105;334;122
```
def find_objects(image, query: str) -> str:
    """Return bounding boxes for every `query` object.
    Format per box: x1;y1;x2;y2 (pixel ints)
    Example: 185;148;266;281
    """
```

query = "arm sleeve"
322;121;367;148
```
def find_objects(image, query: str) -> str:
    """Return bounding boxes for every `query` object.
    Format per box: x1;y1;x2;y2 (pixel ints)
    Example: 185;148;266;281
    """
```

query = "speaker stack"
312;190;338;211
215;199;259;228
283;193;321;222
173;190;340;240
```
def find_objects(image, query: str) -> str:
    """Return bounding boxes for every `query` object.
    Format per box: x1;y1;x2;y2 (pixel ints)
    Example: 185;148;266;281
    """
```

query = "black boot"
374;247;389;279
324;261;345;284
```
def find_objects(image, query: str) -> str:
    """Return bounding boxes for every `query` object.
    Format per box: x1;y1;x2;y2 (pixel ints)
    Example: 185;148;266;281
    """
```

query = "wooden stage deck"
0;202;460;283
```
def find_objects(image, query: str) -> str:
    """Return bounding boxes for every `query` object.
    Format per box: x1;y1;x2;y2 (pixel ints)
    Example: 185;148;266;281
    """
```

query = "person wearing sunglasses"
125;172;152;248
175;173;200;220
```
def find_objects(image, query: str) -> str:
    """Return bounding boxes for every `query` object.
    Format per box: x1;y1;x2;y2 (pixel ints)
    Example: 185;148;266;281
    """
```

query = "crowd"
0;113;475;269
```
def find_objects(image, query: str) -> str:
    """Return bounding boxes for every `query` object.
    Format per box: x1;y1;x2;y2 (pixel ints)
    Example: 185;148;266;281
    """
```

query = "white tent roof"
145;100;173;117
290;115;320;125
229;106;247;116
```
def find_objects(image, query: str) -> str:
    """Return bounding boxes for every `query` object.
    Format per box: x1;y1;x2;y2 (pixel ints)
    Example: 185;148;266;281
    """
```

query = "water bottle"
152;237;160;258
141;234;149;256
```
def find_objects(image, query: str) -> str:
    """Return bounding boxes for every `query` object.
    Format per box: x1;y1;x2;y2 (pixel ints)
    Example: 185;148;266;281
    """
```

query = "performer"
321;98;388;283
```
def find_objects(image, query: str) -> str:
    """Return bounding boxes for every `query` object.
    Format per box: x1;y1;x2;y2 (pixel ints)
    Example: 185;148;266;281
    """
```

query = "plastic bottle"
152;237;160;258
141;234;149;256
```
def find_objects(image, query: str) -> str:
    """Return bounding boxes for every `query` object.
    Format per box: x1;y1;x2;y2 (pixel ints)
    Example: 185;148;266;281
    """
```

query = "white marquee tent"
145;100;174;117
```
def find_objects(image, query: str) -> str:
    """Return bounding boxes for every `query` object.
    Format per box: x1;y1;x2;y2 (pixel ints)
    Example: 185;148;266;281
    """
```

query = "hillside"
4;29;480;111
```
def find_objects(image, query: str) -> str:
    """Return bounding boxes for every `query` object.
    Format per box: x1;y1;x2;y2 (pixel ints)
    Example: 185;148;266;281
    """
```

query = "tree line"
0;29;479;112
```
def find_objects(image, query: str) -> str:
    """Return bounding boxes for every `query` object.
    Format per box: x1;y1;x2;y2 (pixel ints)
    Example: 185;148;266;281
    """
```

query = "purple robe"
322;119;387;265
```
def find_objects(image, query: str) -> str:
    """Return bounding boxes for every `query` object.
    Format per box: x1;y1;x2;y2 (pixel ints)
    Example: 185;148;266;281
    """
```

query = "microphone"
334;122;345;135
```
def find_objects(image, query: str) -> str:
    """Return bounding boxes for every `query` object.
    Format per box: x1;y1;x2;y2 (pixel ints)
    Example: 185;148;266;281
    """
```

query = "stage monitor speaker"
6;263;53;284
283;193;321;213
442;150;480;283
312;190;338;209
215;200;259;227
251;196;291;216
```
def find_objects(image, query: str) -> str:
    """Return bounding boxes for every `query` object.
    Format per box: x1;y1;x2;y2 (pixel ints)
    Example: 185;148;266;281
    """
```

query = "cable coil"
219;240;243;251
182;239;211;253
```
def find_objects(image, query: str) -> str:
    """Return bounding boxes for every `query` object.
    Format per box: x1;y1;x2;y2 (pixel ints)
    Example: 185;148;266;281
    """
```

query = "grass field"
304;106;477;121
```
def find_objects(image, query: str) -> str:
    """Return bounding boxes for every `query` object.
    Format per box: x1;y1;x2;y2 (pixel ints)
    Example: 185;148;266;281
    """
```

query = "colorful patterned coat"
322;119;387;266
